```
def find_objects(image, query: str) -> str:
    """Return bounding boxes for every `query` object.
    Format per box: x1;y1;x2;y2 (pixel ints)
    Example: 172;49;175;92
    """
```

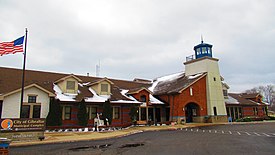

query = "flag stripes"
0;36;24;56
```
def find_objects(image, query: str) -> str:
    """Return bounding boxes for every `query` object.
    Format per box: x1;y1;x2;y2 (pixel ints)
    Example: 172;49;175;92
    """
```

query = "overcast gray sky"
0;0;274;92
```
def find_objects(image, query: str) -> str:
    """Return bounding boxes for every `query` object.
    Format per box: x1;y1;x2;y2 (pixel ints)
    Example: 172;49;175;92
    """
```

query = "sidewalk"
10;123;221;147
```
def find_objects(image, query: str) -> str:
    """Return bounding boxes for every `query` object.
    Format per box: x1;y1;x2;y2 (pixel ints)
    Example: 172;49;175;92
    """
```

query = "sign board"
0;118;45;132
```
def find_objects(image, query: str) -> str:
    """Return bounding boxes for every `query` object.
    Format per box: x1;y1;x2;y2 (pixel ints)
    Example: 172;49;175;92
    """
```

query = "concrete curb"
10;121;274;147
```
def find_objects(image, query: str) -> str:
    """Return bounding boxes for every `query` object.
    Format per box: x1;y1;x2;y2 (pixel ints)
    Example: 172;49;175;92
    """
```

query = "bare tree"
245;84;275;106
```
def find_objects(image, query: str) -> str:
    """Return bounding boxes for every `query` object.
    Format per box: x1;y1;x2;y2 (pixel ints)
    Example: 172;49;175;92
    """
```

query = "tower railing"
186;55;195;62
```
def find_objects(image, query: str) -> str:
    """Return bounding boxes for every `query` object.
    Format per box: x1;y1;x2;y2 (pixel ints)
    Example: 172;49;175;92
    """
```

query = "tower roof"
193;41;213;50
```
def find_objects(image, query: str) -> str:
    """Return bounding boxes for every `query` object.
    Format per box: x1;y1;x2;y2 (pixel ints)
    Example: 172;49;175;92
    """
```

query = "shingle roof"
153;72;206;95
241;93;261;99
226;93;264;106
0;67;151;102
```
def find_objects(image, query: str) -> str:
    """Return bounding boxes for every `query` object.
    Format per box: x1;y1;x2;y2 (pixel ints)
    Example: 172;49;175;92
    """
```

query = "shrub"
236;116;264;122
268;116;275;120
102;100;112;125
77;100;88;126
129;105;138;124
46;98;62;126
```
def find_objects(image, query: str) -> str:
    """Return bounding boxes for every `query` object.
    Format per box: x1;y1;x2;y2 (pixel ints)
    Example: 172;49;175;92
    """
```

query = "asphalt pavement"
9;121;275;155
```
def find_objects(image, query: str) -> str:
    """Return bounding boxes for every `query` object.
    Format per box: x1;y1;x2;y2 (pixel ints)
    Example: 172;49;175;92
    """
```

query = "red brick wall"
157;76;207;118
243;106;267;117
61;104;134;127
131;89;150;105
62;105;78;127
0;100;2;119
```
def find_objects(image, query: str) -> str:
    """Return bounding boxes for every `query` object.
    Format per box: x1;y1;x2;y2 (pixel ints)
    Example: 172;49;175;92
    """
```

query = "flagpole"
19;28;28;118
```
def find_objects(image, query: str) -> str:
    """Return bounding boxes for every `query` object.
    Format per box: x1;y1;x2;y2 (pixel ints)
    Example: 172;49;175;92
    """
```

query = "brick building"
0;41;268;127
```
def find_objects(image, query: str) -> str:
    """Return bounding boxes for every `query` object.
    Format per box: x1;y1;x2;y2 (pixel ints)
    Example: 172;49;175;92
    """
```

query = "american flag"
0;36;25;56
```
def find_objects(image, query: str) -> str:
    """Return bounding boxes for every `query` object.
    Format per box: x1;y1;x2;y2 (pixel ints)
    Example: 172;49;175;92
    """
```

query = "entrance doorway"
185;103;199;123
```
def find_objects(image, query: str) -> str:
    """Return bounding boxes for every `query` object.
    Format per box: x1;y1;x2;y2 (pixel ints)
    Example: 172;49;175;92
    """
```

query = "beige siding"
2;87;50;118
57;77;78;94
185;58;227;116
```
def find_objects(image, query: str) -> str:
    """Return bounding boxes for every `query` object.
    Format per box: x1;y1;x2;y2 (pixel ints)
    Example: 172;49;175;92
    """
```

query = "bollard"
0;138;11;155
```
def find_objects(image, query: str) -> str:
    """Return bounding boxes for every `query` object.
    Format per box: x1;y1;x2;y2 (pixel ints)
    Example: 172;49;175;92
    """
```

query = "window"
223;90;228;97
196;48;201;55
213;77;216;81
112;107;120;119
64;106;72;120
28;96;37;103
253;107;258;115
140;95;147;102
213;107;217;116
66;81;75;90
32;105;41;118
101;84;109;92
87;106;97;119
21;105;30;118
190;87;193;96
202;47;206;54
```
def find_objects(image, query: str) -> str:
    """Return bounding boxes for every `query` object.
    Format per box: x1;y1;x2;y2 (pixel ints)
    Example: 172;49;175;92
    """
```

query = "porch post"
139;107;141;121
146;107;148;122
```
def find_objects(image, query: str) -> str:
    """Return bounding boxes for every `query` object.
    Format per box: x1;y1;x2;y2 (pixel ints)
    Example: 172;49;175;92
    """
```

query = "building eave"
178;73;207;93
2;83;55;98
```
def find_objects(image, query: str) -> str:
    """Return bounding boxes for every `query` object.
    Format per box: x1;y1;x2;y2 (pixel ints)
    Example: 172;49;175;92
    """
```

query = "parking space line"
196;129;199;132
215;130;217;133
203;130;205;132
222;131;224;134
191;129;193;131
263;133;270;137
229;131;232;134
245;132;251;135
254;132;261;136
237;132;241;135
209;130;211;133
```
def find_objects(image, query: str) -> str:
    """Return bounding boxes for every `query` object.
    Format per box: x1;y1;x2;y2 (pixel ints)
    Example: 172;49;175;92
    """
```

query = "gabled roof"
87;77;114;86
241;93;262;99
0;83;55;99
126;87;152;95
54;74;82;83
0;67;150;103
153;72;207;95
226;93;265;106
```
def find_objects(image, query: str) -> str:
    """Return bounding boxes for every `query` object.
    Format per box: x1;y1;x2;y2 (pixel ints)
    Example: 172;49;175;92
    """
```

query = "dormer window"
101;84;109;92
66;81;76;90
140;95;147;102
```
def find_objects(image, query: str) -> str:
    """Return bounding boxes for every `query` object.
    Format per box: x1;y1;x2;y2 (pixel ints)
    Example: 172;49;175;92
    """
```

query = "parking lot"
10;122;275;155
